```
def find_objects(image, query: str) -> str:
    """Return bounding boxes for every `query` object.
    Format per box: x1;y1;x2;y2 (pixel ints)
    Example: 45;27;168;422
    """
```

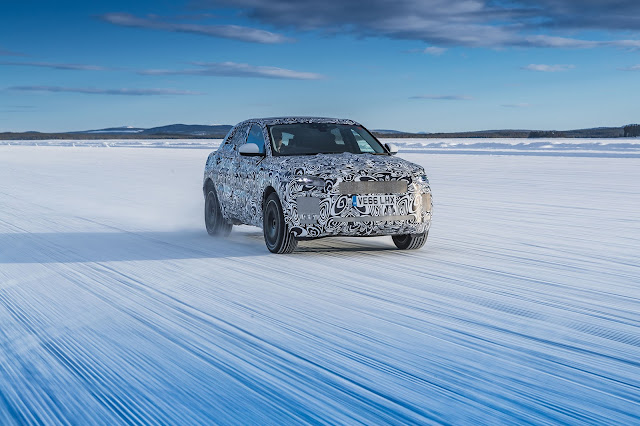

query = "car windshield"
268;123;387;156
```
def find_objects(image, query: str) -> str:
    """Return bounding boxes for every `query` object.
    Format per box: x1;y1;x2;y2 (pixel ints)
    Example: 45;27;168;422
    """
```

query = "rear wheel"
205;189;232;236
392;231;428;250
263;193;297;254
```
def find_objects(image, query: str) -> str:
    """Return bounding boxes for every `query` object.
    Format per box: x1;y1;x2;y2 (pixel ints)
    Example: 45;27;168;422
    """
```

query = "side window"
222;128;233;144
247;124;266;154
351;129;376;153
233;124;250;146
218;127;235;153
331;128;345;145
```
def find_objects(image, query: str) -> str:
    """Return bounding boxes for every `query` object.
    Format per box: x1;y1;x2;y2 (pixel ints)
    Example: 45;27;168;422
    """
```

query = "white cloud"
194;0;640;49
422;47;447;55
410;94;473;100
100;13;290;44
0;61;110;71
501;103;531;108
139;61;324;80
521;64;575;72
9;86;202;96
524;35;640;49
0;47;24;56
524;35;598;49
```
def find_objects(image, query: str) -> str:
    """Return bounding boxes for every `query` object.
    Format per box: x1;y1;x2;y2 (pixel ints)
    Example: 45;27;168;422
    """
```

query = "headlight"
415;174;429;185
294;175;325;190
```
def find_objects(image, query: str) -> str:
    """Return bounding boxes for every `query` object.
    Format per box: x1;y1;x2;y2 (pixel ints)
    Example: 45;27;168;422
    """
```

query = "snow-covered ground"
0;144;639;424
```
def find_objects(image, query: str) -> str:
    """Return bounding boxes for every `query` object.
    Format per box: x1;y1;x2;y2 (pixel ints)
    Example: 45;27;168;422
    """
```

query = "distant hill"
372;130;531;139
72;124;233;137
0;124;235;140
1;124;637;140
372;126;629;139
73;126;146;134
141;124;232;137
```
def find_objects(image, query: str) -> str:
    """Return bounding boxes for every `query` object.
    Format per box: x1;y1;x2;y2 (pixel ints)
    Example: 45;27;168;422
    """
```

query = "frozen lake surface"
0;144;639;423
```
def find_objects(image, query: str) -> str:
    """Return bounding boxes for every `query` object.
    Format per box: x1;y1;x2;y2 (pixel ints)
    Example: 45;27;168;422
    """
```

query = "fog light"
422;193;432;211
294;175;325;189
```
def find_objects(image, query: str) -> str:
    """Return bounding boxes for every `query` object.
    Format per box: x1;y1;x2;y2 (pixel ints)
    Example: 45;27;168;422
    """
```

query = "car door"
234;123;267;224
218;123;249;218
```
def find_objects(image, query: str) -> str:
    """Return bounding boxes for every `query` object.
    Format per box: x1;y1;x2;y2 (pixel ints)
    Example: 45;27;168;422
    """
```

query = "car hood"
269;152;424;180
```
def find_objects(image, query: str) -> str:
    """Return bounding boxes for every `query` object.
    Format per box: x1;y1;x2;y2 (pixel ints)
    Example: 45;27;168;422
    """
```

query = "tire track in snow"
0;194;442;424
40;237;444;423
1;147;640;423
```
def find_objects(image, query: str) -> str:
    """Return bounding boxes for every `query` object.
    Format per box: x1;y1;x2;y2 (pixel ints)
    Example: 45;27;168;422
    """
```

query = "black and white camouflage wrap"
203;117;432;238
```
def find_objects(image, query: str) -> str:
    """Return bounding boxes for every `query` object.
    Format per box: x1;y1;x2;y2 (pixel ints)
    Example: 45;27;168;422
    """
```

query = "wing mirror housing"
385;143;399;155
239;143;264;156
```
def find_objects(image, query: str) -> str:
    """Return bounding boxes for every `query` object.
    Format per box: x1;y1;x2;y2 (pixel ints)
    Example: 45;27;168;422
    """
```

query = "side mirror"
385;143;399;155
239;143;263;156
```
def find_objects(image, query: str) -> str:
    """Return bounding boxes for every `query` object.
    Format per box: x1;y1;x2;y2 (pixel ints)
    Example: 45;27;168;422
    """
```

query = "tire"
392;231;428;250
263;193;298;254
205;189;232;236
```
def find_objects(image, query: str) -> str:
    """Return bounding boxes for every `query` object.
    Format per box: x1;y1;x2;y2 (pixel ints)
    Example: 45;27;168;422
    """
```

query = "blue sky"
1;0;639;132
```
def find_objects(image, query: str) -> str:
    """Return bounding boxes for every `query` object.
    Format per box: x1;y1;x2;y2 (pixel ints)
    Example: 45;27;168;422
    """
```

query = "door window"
247;124;266;154
230;124;249;147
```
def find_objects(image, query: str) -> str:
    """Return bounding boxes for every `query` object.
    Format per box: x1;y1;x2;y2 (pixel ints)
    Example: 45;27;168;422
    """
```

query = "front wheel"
263;193;298;254
392;231;428;250
205;189;232;236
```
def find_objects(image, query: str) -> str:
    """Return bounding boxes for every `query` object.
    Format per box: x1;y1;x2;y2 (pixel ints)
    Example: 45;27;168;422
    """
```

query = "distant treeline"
374;126;636;139
375;130;530;139
624;125;640;137
2;125;639;140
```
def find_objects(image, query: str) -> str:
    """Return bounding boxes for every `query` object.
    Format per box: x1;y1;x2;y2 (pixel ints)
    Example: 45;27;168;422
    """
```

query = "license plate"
352;194;397;208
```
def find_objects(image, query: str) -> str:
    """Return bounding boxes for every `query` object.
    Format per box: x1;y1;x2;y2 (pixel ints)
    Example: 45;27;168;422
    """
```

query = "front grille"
339;180;407;195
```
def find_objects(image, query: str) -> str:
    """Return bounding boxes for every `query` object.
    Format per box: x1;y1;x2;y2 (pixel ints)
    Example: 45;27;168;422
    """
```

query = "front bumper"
288;186;432;238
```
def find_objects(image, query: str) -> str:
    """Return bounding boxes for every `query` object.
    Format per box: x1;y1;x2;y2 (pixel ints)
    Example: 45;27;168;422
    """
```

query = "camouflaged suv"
203;117;432;253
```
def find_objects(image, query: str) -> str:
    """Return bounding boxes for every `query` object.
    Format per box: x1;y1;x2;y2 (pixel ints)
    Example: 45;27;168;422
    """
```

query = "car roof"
238;117;361;127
